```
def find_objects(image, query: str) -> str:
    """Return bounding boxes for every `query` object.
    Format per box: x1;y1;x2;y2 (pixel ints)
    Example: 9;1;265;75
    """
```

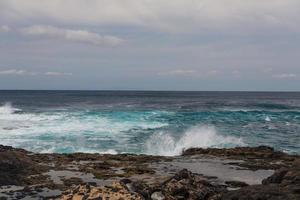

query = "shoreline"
0;145;299;199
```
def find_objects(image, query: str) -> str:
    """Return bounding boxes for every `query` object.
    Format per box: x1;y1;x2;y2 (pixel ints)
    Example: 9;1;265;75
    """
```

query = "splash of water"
0;102;21;115
145;125;244;156
265;116;271;122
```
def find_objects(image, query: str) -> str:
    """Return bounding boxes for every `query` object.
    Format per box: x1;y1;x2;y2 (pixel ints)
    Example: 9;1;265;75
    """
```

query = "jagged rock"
262;168;289;184
161;169;226;200
0;145;34;185
182;146;282;158
61;183;143;200
151;191;165;200
1;145;300;200
221;164;300;200
224;181;248;188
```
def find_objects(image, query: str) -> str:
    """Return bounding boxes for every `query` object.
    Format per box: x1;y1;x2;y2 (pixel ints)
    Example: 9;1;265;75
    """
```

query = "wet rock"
263;165;300;186
224;181;248;188
129;180;153;199
1;145;300;200
262;168;289;184
221;184;300;200
221;164;300;200
183;146;282;158
63;177;84;187
161;169;226;200
0;145;35;185
182;146;298;170
151;191;165;200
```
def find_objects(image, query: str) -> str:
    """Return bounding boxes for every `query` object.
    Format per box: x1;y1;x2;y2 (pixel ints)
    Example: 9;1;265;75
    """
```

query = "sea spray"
145;125;244;156
0;102;21;115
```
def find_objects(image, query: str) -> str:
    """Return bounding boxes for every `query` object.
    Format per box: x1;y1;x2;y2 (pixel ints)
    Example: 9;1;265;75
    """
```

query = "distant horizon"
0;89;299;93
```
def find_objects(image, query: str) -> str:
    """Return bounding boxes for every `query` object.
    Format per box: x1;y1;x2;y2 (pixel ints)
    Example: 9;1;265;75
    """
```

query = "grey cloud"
158;69;196;76
0;0;299;33
45;71;72;76
0;69;37;75
0;25;11;32
0;69;72;76
19;25;124;46
272;73;297;79
158;69;220;77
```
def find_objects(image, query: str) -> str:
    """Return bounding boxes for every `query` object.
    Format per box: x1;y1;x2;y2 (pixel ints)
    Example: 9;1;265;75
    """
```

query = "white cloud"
272;73;297;79
0;25;11;32
158;69;221;77
158;69;196;76
0;0;299;33
45;71;72;76
0;69;72;76
232;70;241;77
0;69;36;75
19;25;124;46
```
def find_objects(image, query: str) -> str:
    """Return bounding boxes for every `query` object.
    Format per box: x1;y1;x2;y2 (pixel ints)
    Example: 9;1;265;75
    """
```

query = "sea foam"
0;102;21;115
145;125;244;156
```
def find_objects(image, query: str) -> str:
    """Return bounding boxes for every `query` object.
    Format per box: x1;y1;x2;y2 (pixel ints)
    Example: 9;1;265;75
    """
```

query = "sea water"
0;91;299;155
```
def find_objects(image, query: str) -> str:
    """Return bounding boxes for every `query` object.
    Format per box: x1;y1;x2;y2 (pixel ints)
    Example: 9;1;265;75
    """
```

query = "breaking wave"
145;126;244;156
0;102;21;115
0;103;170;153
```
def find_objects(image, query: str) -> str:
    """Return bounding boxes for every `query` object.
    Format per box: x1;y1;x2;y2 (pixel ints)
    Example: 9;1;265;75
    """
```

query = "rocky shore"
0;145;299;200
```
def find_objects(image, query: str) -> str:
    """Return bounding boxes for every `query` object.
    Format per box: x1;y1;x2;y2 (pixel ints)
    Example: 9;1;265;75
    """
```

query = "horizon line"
0;89;299;93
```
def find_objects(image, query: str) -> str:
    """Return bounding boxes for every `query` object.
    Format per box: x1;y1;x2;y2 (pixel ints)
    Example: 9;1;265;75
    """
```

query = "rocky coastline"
0;145;299;200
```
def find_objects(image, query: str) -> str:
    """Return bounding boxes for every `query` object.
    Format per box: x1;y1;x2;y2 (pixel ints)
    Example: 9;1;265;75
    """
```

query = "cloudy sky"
0;0;299;91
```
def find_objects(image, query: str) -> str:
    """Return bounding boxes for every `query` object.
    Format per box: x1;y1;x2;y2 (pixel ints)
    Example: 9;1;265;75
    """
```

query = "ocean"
0;91;299;155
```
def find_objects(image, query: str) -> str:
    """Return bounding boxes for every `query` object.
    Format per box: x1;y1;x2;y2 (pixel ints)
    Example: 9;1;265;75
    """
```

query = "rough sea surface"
0;91;299;155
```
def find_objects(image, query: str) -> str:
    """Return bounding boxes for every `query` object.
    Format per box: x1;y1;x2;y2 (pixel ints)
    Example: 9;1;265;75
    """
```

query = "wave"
145;125;244;156
254;103;295;110
39;147;118;154
0;102;21;115
0;104;170;153
218;107;300;113
265;116;271;122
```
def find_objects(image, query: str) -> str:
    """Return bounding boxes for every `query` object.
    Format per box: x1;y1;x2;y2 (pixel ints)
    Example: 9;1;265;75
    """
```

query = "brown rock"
61;183;143;200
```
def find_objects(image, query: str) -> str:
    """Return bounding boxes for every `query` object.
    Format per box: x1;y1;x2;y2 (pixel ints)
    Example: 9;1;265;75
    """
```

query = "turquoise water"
0;91;299;155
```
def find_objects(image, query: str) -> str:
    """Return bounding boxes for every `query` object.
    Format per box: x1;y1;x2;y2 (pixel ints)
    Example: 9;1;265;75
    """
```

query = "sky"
0;0;300;91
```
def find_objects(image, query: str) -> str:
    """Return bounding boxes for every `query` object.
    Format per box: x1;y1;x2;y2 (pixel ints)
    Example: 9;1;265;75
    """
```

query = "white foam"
0;102;21;115
0;104;244;155
265;116;271;122
0;103;169;153
97;149;118;154
145;125;244;156
39;147;118;154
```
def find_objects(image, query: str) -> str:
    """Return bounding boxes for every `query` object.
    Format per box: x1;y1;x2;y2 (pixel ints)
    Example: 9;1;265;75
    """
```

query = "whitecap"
265;116;271;122
0;102;21;115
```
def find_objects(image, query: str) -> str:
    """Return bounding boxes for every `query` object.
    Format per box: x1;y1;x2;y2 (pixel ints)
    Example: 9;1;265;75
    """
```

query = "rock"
72;194;85;200
224;181;249;188
129;180;153;199
61;183;143;200
182;146;298;170
182;146;280;158
221;165;300;200
0;145;35;185
161;169;226;200
151;191;165;200
262;168;289;184
263;166;300;185
220;184;300;200
0;145;299;200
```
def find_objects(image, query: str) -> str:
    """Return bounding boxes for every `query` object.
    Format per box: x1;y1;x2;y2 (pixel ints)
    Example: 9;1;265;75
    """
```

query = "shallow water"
151;158;274;185
0;91;299;155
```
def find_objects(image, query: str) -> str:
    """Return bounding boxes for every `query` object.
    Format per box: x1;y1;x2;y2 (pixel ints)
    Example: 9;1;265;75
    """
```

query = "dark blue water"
0;91;299;155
